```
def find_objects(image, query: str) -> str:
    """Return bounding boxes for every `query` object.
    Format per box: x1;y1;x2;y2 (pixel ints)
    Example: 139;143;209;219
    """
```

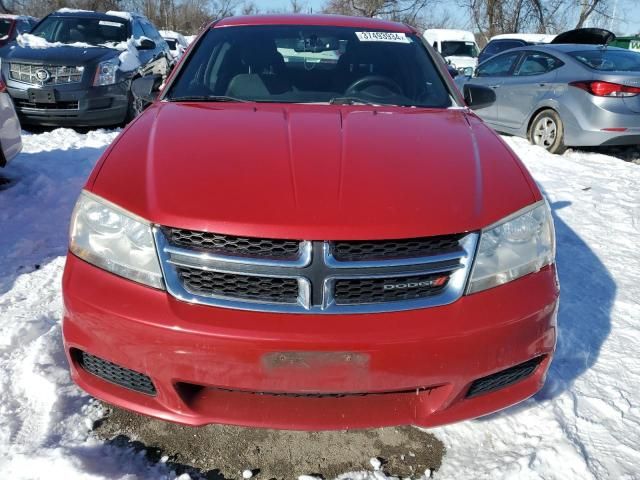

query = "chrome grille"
154;228;478;314
9;62;84;86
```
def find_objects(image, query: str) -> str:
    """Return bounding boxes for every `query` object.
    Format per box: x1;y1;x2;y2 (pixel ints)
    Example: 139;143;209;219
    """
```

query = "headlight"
69;191;164;289
93;59;118;86
467;201;555;294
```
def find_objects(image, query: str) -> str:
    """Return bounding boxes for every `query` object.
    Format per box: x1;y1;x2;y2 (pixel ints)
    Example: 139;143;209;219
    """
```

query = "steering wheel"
345;75;403;97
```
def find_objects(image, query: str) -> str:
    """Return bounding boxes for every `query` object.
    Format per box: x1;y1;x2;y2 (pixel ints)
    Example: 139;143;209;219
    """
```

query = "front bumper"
7;81;129;127
62;253;558;430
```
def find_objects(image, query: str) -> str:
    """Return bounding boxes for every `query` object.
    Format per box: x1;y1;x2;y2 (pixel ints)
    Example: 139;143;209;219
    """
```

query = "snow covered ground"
0;128;639;479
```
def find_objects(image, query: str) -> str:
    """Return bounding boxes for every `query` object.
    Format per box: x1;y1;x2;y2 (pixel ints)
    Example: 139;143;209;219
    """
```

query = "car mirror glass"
463;84;496;110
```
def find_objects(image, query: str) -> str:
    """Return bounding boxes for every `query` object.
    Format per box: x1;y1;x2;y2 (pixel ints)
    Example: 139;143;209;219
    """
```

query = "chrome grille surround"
154;228;479;314
9;62;84;86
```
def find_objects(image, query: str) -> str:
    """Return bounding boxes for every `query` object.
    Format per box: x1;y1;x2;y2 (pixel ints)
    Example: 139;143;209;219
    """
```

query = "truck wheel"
528;109;567;155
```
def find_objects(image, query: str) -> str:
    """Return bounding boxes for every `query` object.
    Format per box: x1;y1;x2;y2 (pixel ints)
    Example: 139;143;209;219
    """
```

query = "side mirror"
137;38;156;50
463;67;474;77
463;84;496;110
132;74;163;103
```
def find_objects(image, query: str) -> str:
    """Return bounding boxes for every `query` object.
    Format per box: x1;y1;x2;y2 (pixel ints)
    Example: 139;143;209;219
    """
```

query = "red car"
0;14;38;47
62;14;558;430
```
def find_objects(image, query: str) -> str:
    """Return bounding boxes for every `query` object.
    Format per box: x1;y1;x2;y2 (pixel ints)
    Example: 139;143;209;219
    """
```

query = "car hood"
90;103;539;240
3;43;117;65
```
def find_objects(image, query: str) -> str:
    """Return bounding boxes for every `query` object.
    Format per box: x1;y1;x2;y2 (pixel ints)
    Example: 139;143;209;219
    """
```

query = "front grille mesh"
9;63;84;85
331;234;464;262
466;357;543;398
334;273;449;305
165;227;301;260
177;266;300;303
75;350;156;396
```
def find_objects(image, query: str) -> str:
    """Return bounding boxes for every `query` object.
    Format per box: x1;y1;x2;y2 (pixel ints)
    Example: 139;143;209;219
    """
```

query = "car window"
16;20;33;34
167;25;453;108
477;51;521;77
132;20;145;40
515;52;563;76
485;40;523;56
165;38;177;50
141;20;162;42
30;16;128;45
569;49;640;72
0;19;11;37
441;41;478;58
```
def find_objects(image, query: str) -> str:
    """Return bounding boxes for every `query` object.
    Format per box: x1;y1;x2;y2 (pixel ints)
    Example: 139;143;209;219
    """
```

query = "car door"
140;19;171;75
468;51;522;125
496;51;563;130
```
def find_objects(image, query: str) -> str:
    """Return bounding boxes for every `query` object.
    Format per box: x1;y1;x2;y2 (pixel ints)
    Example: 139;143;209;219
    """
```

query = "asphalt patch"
94;404;444;479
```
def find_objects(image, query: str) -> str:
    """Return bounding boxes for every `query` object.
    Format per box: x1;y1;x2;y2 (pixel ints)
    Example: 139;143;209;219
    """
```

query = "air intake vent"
466;357;543;398
331;234;464;262
74;350;156;396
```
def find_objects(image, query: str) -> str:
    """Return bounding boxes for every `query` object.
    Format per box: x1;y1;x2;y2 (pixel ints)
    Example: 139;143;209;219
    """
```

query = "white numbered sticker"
355;32;410;44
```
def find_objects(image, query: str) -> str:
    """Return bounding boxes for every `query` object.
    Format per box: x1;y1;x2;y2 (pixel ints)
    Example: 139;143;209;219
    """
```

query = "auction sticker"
355;32;410;43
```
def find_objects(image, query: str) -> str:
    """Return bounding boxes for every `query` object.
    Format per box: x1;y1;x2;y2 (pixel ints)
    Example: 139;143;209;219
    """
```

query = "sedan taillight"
570;80;640;97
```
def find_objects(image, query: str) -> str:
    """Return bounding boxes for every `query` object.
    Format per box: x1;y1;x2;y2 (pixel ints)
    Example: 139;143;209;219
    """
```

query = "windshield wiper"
329;97;380;106
168;95;250;103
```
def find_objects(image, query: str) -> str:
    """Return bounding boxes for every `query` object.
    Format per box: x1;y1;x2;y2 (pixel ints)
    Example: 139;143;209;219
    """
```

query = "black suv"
0;10;171;127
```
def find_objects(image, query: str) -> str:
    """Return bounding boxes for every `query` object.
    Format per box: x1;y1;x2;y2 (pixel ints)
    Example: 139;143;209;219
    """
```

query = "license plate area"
27;88;56;104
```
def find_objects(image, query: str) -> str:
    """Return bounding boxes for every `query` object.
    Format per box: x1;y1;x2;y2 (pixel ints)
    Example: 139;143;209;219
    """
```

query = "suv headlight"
69;191;164;289
93;59;118;86
467;201;555;294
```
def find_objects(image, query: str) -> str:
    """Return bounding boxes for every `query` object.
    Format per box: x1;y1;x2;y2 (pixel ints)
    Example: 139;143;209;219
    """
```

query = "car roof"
214;14;412;33
525;43;630;53
50;10;140;22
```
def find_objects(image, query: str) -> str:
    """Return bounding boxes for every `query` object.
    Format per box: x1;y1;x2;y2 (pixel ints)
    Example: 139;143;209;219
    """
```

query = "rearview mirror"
463;84;496;110
137;38;156;50
132;74;163;103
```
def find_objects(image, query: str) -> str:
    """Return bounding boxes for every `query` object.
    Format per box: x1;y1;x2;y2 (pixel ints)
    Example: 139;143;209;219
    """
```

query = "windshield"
441;41;478;58
167;25;453;108
569;49;640;72
30;16;128;45
0;20;12;37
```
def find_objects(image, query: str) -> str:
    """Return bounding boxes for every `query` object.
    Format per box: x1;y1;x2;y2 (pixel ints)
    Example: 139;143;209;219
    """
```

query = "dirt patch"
94;404;444;479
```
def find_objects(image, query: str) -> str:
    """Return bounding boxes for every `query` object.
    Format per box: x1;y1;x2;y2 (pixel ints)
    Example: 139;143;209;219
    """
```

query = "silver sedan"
461;43;640;154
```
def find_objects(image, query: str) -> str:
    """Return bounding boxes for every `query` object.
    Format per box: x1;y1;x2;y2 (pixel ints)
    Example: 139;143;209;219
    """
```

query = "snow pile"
0;129;639;479
433;138;640;479
16;33;97;50
0;129;174;479
185;35;197;44
117;38;142;72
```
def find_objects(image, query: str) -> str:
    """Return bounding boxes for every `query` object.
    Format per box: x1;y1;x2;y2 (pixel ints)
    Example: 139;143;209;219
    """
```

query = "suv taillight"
570;80;640;97
0;78;6;94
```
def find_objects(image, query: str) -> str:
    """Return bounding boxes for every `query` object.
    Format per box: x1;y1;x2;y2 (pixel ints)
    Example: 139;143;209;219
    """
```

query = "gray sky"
256;0;640;35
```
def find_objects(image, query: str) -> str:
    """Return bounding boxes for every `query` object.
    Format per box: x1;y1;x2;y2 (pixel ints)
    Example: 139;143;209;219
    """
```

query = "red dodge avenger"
62;14;558;430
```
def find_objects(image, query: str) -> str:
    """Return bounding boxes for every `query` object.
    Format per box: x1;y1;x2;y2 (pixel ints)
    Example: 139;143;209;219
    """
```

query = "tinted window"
168;25;453;108
477;51;520;77
484;39;524;56
515;52;563;76
132;20;145;39
569;49;640;72
0;19;12;37
30;16;128;44
441;41;478;58
16;20;33;34
141;20;162;41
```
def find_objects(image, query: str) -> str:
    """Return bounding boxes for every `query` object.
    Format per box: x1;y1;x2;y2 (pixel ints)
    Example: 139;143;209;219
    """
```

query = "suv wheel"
529;109;567;155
